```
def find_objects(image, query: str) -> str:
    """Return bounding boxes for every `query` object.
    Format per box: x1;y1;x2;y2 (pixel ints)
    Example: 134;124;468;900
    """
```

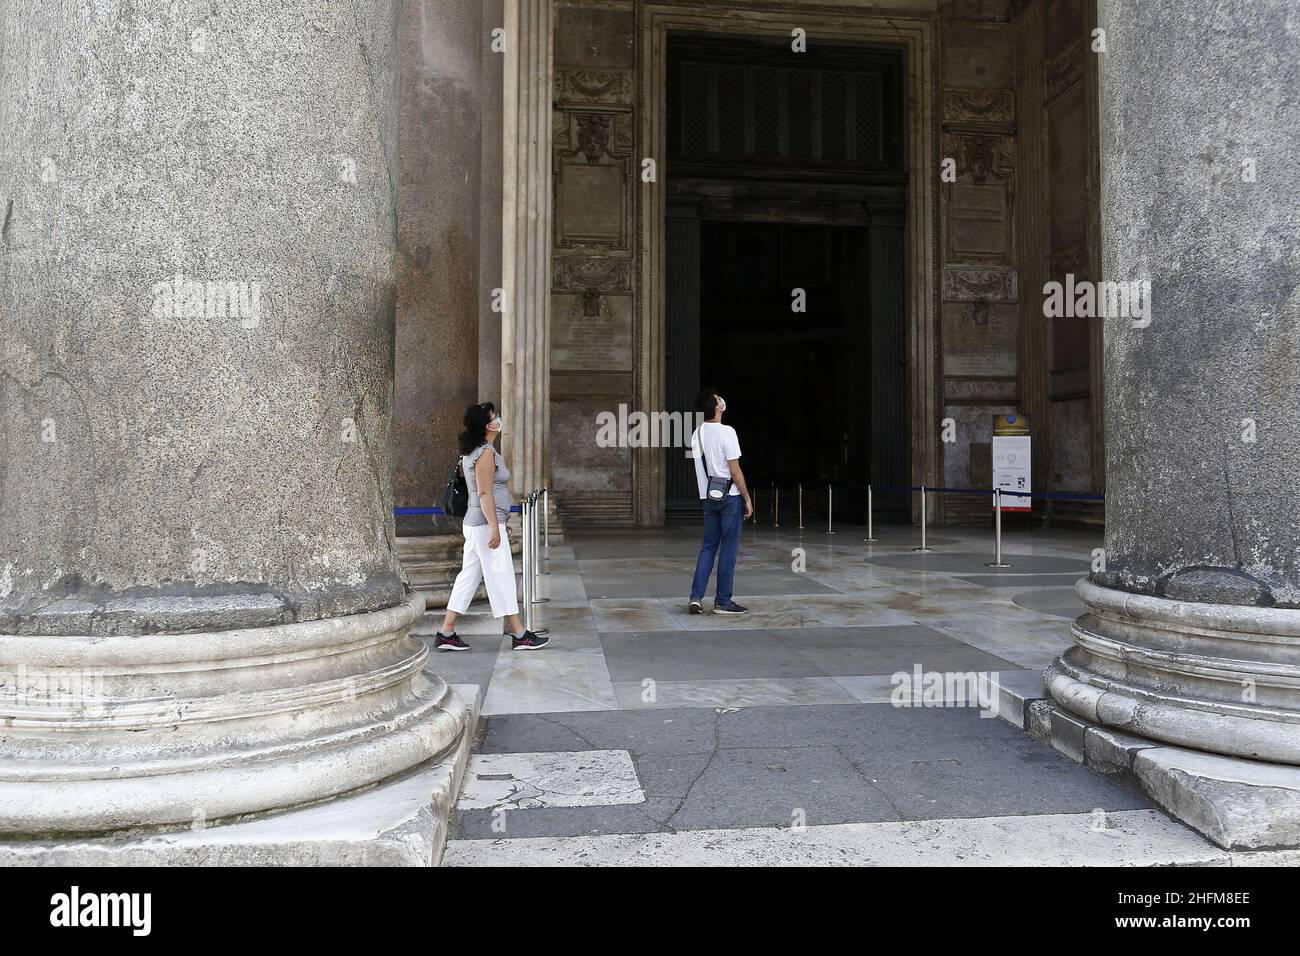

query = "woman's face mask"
491;416;504;434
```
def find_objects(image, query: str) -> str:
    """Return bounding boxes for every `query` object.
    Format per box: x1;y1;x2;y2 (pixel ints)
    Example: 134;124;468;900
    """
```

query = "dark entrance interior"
664;34;910;522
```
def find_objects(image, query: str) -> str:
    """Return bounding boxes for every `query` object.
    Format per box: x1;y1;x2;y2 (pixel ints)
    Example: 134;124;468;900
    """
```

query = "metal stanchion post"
774;486;780;529
912;485;934;552
532;491;548;604
543;487;550;551
825;484;836;534
863;483;878;542
986;487;1012;568
798;484;804;530
521;497;532;631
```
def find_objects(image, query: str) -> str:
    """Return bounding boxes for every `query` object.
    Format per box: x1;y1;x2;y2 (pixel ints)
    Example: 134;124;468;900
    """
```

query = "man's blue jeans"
690;494;743;604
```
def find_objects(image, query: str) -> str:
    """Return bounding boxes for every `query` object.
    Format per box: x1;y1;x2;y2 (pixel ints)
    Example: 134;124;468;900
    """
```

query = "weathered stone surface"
395;0;485;509
1095;0;1300;607
1082;726;1156;778
1134;748;1300;851
0;2;479;859
0;0;405;631
0;684;480;866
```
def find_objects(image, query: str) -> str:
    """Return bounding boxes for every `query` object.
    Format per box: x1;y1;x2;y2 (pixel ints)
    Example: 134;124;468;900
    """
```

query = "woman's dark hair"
695;387;721;417
458;402;496;455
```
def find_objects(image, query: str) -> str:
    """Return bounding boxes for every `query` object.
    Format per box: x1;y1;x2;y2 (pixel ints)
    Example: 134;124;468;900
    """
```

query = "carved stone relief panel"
1046;41;1086;101
942;300;1019;377
942;266;1017;302
555;68;634;107
553;109;633;251
550;291;633;373
943;87;1014;125
942;131;1015;264
552;255;632;294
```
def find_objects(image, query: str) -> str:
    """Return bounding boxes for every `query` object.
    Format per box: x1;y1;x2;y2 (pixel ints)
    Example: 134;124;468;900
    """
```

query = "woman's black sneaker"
713;601;749;615
688;600;703;614
512;630;550;650
434;631;470;651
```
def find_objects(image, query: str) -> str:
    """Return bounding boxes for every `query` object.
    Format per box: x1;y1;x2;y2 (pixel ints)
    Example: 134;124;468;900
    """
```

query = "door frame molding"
634;1;940;524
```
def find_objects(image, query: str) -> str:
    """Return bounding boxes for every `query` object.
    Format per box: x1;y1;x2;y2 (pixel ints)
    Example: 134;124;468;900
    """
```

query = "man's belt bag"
704;463;732;514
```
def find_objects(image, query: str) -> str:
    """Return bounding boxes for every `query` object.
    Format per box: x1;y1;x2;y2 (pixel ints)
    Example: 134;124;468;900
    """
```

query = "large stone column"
393;0;503;608
395;0;483;511
501;0;553;500
479;0;506;406
0;0;469;853
1047;0;1300;843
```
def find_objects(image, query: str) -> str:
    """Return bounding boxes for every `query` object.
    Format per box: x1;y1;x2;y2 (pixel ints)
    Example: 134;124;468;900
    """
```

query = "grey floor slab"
456;703;1154;839
1012;586;1086;619
777;630;1020;677
418;636;501;689
864;552;1091;574
957;574;1088;588
599;629;824;681
580;570;839;599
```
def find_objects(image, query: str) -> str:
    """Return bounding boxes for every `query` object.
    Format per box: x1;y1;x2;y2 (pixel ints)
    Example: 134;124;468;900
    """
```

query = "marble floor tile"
481;630;619;715
588;598;685;633
613;676;859;709
457;749;644;810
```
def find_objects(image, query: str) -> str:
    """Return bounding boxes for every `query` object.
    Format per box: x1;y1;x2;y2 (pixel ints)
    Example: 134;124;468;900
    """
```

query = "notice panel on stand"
992;414;1031;512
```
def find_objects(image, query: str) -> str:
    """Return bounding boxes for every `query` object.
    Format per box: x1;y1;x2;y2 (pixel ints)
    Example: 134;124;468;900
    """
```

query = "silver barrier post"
521;497;532;630
864;483;878;542
532;491;548;604
798;484;804;530
774;486;780;529
543;487;550;551
825;483;836;534
913;485;934;552
986;487;1012;568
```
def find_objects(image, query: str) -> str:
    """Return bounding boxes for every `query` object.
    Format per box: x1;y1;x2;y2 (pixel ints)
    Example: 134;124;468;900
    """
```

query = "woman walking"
434;402;549;651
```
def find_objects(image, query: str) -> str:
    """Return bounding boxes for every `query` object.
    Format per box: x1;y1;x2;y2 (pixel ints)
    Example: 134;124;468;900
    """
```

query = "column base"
1034;578;1300;849
0;592;468;836
1000;676;1300;851
1048;578;1300;764
0;684;480;866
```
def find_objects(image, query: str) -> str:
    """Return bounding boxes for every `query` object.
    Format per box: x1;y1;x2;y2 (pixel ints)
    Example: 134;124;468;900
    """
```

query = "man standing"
688;388;753;615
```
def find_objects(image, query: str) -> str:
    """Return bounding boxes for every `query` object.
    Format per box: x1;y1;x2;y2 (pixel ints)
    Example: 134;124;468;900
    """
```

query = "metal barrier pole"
798;484;804;530
864;483;878;542
986;487;1012;568
913;485;933;552
532;491;548;603
521;496;532;630
825;483;836;534
774;486;780;528
543;487;550;551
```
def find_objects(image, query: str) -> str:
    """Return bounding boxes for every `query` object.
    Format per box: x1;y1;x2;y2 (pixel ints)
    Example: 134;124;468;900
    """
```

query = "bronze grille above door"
669;36;903;177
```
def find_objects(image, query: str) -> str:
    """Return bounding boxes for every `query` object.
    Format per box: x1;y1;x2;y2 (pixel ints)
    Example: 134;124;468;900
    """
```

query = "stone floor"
424;521;1287;866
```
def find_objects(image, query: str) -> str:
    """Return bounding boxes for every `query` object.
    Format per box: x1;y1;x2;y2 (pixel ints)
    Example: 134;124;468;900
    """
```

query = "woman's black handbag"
441;458;469;517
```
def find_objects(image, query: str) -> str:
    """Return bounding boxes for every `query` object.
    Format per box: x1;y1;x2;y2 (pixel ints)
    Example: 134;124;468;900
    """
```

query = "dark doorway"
664;34;909;524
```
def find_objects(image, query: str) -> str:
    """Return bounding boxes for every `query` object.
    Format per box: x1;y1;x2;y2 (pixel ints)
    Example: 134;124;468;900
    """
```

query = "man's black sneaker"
688;600;703;614
712;601;749;615
434;631;470;651
512;630;550;650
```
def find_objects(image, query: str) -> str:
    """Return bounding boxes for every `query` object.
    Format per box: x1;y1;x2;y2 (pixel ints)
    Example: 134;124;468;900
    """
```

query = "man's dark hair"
695;387;721;417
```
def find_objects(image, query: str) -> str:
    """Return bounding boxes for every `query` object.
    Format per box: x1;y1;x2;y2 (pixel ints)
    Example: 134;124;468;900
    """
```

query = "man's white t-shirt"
691;422;742;499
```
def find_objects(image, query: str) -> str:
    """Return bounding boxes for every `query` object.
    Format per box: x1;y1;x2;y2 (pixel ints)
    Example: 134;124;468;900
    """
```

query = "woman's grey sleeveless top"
463;444;511;527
